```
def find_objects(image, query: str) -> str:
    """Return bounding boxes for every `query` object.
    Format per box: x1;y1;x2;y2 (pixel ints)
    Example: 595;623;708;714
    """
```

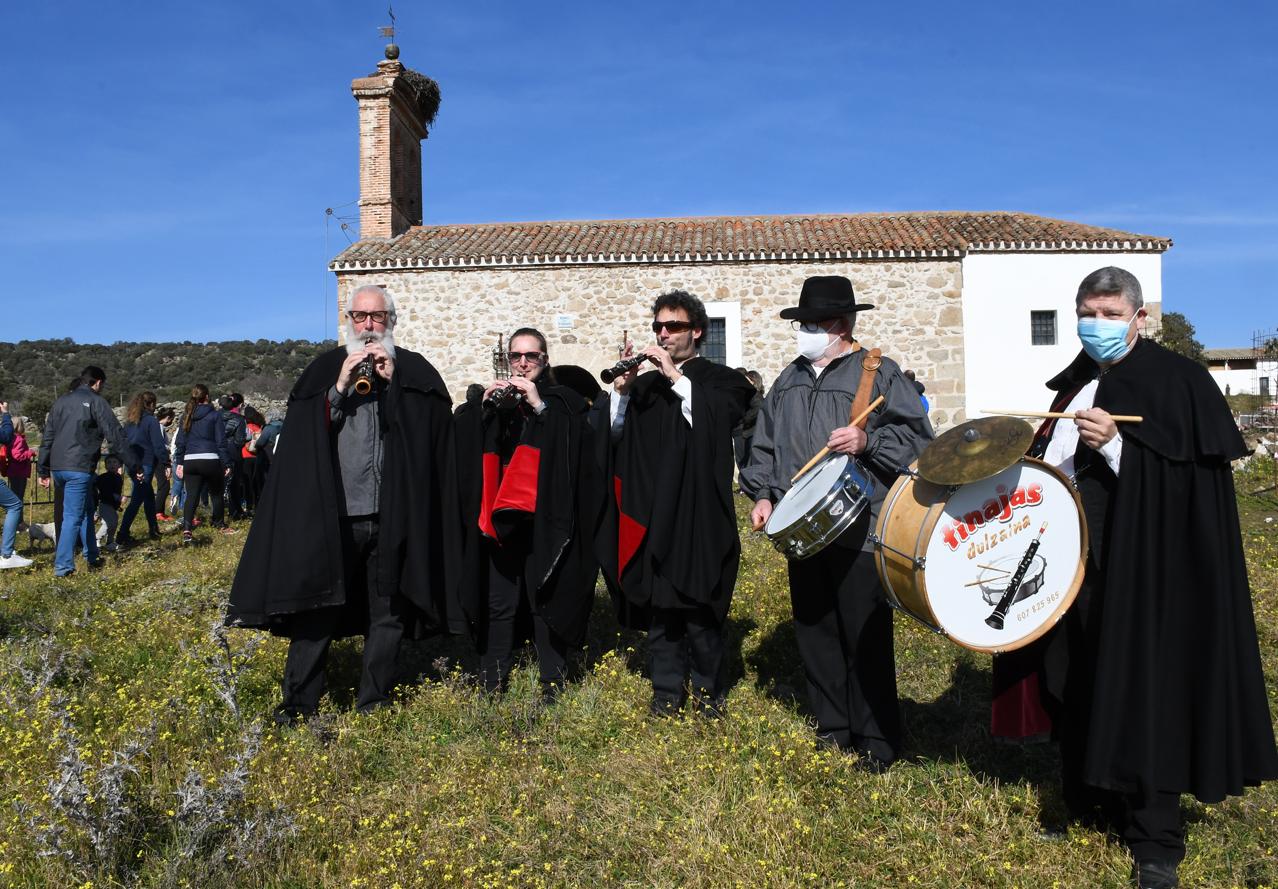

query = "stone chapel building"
331;50;1171;429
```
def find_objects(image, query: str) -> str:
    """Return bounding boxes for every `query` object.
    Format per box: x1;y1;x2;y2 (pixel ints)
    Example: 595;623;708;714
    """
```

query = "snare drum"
765;454;875;560
872;456;1086;653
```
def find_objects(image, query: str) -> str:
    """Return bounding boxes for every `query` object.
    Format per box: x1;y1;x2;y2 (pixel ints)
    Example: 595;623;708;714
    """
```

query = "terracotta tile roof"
330;211;1171;271
1204;348;1263;362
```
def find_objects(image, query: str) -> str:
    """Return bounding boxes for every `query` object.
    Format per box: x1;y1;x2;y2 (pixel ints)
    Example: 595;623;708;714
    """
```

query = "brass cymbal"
916;416;1035;486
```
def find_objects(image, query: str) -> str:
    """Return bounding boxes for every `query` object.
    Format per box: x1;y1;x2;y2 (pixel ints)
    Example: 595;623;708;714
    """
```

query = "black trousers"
1054;572;1185;863
225;455;246;518
278;518;404;715
477;540;569;693
182;459;225;530
241;456;258;513
788;545;900;761
154;466;170;515
648;605;724;707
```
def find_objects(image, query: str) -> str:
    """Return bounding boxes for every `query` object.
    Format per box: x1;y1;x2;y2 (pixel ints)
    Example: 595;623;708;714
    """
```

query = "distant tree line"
0;338;335;422
1154;311;1206;365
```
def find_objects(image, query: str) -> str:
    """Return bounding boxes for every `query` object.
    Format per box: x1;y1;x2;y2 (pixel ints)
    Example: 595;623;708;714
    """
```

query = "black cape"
227;347;463;637
592;358;754;628
1042;338;1277;803
454;382;602;645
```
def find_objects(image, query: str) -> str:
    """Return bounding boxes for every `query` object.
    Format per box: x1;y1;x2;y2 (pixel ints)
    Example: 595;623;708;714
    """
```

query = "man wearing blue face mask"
1017;266;1276;889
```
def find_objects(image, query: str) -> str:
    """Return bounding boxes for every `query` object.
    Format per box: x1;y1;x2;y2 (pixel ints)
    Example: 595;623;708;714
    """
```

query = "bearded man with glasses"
594;289;755;717
740;275;932;771
229;284;462;725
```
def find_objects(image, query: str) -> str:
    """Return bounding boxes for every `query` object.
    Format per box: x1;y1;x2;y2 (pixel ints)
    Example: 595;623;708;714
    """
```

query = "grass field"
0;464;1275;888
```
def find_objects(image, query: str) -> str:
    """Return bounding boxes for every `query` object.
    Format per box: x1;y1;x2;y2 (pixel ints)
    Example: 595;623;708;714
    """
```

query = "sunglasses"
651;320;697;334
507;351;545;364
347;310;389;324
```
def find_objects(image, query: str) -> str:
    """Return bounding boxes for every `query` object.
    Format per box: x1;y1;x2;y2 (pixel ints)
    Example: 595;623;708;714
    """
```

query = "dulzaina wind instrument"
483;333;525;411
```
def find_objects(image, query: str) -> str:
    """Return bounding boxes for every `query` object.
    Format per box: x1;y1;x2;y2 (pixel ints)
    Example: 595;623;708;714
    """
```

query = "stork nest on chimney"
401;69;441;132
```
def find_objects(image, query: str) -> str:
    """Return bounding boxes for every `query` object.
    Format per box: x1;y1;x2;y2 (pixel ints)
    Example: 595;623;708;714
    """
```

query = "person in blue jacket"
117;391;170;546
174;383;234;544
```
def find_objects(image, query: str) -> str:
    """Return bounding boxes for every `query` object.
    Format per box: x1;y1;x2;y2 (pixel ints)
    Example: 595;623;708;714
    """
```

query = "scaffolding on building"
1250;326;1278;431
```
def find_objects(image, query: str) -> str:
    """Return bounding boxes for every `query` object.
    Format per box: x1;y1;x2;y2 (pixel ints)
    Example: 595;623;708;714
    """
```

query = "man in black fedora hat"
741;275;932;770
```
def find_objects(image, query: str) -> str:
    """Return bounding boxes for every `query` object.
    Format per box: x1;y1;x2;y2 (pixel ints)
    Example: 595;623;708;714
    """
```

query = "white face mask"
797;321;843;361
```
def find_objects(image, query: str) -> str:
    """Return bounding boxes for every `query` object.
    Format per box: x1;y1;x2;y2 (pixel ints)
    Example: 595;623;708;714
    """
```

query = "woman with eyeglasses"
454;327;602;701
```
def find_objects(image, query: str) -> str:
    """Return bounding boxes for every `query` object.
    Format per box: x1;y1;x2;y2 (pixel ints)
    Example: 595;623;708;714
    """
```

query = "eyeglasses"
790;320;841;333
347;310;389;324
651;320;697;334
507;351;546;364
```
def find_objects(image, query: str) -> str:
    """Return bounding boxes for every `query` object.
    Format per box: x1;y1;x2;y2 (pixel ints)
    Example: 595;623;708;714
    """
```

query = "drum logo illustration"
939;481;1044;553
875;459;1085;652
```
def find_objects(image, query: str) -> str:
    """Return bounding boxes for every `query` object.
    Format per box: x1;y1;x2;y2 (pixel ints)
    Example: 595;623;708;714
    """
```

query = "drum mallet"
981;409;1143;423
791;395;885;483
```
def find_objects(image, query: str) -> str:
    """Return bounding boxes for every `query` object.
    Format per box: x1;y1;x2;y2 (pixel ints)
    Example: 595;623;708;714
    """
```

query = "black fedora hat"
779;276;875;321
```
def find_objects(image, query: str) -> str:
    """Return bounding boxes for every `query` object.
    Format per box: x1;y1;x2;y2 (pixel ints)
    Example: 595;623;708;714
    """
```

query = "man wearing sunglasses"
595;290;755;717
740;275;933;771
229;284;461;725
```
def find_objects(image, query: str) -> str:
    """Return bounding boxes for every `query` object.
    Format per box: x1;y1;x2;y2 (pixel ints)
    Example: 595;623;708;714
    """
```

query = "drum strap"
849;347;882;429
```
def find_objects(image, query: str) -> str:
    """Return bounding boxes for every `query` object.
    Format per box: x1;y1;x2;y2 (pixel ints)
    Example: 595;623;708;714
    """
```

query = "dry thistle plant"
9;614;294;886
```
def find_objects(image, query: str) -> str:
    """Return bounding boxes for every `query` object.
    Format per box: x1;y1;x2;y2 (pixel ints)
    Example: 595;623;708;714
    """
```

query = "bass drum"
873;456;1087;653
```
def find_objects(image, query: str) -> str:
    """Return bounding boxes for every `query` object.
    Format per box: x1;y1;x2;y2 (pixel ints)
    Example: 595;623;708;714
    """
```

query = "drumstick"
791;395;886;483
982;409;1143;423
964;565;1011;587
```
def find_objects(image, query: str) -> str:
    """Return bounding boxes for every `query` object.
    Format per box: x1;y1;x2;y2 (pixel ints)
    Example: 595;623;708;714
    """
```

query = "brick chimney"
351;47;440;239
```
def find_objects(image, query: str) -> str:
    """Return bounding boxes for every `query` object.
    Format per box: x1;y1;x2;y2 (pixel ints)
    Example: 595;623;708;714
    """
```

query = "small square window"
1031;310;1057;346
702;318;727;365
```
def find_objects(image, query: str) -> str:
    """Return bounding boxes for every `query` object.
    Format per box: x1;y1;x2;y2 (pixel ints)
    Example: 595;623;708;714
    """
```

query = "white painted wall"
961;252;1164;419
703;300;743;367
1209;362;1277;396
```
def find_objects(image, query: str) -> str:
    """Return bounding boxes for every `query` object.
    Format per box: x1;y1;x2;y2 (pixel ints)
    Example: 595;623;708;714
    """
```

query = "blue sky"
2;1;1275;347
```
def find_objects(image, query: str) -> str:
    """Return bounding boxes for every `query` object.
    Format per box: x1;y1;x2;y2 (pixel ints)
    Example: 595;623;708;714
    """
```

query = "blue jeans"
0;478;22;558
170;469;186;512
119;464;157;539
52;470;98;575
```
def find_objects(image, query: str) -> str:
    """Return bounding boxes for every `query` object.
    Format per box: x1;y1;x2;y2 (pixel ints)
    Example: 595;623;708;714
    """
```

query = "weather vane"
380;4;396;42
379;5;400;60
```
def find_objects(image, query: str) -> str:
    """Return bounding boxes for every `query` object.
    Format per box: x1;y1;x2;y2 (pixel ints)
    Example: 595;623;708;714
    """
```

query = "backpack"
0;443;9;477
223;411;246;448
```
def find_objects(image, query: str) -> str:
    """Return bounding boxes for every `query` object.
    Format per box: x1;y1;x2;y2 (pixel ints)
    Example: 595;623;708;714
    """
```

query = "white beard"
345;324;397;360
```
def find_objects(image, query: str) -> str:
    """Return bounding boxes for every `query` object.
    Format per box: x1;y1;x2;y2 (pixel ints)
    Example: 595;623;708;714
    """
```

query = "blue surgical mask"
1077;314;1138;363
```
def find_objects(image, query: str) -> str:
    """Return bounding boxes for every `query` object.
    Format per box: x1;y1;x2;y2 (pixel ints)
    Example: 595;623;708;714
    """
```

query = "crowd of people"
0;372;282;575
1;269;1274;888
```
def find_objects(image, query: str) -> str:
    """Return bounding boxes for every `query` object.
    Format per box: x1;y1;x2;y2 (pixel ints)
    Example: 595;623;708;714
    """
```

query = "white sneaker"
0;553;34;569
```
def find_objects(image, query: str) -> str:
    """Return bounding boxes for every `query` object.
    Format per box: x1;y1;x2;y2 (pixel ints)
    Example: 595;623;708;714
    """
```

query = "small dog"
27;521;109;547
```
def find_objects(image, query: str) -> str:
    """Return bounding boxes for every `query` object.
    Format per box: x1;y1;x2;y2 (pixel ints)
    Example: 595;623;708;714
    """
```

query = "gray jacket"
37;385;137;476
740;347;933;549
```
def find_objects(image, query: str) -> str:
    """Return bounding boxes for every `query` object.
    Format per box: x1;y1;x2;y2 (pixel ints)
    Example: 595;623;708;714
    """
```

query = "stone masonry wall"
336;258;968;429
